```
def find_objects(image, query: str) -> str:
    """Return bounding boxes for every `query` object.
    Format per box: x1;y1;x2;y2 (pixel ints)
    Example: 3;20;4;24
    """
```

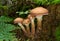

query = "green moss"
55;23;60;41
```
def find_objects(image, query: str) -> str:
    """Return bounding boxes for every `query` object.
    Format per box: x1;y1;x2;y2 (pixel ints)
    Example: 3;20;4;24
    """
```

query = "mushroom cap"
28;14;34;19
30;7;48;16
23;19;30;24
14;18;24;24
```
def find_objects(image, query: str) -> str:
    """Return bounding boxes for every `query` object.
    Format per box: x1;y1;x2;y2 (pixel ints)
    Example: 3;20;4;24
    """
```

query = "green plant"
51;0;60;4
16;10;29;18
33;0;60;5
55;23;60;41
0;16;13;22
32;0;48;5
0;16;18;41
16;10;29;15
0;22;18;41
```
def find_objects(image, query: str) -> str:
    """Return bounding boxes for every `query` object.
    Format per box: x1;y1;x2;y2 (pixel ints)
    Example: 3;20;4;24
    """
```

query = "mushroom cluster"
29;7;48;32
14;7;48;38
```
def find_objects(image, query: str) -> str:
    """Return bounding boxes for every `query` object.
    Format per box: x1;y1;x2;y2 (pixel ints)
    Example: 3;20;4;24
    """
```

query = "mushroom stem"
31;18;35;35
18;23;27;34
24;24;30;35
36;15;43;32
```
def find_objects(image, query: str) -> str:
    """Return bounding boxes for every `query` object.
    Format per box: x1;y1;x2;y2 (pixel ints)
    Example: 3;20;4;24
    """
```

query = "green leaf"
24;11;29;14
16;10;29;15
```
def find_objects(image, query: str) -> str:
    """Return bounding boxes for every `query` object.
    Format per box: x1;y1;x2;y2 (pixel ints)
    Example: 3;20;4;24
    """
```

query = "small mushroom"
14;18;27;34
28;14;35;36
23;18;30;35
30;7;48;32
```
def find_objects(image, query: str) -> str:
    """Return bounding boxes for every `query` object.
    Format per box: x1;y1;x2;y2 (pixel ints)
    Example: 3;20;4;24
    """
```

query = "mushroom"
30;7;48;32
14;18;27;34
23;18;30;35
28;14;35;36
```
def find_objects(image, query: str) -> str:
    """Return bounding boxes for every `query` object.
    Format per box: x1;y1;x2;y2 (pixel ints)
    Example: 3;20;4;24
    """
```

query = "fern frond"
0;22;18;41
